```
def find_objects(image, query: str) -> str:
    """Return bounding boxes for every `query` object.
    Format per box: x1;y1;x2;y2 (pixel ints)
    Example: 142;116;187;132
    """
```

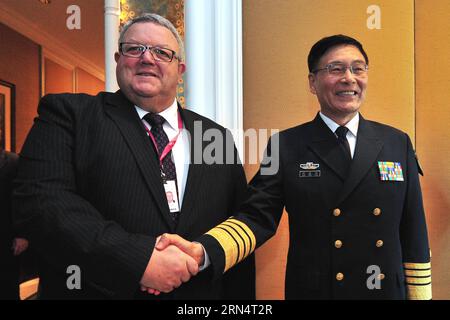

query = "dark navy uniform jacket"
200;113;431;300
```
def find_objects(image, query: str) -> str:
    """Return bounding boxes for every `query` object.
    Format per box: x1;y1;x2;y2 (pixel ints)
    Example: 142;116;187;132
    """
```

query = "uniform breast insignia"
378;161;404;181
299;162;321;178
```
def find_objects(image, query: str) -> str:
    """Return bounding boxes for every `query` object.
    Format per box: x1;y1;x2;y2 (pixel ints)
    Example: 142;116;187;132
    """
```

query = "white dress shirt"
319;112;359;159
135;100;190;206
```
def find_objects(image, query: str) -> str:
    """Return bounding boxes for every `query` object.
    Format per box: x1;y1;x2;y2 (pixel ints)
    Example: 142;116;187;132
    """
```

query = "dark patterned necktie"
144;113;179;221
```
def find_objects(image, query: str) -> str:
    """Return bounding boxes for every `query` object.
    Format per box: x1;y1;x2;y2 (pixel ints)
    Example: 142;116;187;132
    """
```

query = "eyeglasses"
312;62;369;76
119;43;179;62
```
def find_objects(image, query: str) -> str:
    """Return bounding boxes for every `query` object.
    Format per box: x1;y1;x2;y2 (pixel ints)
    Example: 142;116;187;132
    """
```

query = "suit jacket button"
373;208;381;216
336;272;344;281
334;240;343;248
378;273;385;280
333;208;341;217
376;240;384;247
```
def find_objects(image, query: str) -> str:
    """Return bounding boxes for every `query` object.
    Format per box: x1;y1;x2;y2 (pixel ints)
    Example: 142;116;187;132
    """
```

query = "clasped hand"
139;234;204;295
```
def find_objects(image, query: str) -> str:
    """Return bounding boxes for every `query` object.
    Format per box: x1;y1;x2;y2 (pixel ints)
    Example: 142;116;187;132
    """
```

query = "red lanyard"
144;112;183;167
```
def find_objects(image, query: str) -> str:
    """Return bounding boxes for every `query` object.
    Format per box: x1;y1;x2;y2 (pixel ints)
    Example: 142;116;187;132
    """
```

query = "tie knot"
144;113;166;127
335;126;349;139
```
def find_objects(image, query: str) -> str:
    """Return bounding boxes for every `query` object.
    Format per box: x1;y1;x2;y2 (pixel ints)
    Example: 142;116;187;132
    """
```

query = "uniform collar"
319;112;359;138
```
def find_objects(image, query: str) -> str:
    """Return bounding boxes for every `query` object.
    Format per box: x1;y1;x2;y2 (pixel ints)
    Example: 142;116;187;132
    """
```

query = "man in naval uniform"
158;35;432;300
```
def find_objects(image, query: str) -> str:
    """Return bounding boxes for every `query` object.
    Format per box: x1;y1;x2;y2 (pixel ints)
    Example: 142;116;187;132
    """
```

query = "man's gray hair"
119;13;185;61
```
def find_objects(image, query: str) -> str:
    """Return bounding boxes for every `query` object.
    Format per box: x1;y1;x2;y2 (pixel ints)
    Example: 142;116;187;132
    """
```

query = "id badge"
163;180;180;212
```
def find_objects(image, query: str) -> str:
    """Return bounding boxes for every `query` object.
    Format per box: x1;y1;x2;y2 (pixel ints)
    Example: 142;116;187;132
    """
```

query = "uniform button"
334;240;343;248
376;240;384;247
378;273;385;280
373;208;381;216
336;272;344;281
333;208;341;217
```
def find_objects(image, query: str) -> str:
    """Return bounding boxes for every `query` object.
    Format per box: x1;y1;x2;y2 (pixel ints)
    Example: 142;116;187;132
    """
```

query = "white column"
104;0;120;92
185;0;244;156
184;0;216;121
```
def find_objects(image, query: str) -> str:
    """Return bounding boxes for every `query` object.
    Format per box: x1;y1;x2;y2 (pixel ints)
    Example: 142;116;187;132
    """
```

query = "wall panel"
76;67;104;95
44;58;73;95
0;22;39;152
415;0;450;300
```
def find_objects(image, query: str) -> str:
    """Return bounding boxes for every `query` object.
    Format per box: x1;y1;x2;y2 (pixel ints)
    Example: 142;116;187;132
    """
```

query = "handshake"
139;234;205;295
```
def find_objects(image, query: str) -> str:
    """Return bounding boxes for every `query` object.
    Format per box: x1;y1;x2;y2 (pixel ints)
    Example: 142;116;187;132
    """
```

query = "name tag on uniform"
299;162;321;178
163;180;180;212
378;161;404;181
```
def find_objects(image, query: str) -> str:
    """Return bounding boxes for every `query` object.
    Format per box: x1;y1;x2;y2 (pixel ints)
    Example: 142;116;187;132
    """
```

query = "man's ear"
308;73;317;95
114;52;120;63
178;62;186;78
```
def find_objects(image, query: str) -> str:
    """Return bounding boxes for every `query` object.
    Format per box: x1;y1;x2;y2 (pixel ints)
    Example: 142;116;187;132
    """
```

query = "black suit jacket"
0;150;20;299
13;91;255;299
200;113;431;299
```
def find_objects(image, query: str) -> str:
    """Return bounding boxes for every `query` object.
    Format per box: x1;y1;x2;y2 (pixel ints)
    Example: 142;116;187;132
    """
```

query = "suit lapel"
176;107;206;234
336;116;383;204
104;91;175;231
308;114;349;181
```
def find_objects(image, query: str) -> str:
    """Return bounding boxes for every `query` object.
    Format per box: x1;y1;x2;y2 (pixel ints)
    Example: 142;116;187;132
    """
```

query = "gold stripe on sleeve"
406;276;432;285
206;217;256;273
218;223;247;264
227;218;257;254
403;261;432;300
206;227;239;272
404;269;431;277
403;262;431;270
406;283;432;300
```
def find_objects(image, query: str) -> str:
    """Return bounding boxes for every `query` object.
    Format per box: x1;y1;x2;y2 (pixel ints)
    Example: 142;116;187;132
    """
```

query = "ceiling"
1;0;105;72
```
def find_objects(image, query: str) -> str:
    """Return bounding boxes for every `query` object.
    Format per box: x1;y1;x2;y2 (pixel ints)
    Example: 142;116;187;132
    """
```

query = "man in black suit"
0;148;29;300
12;13;254;299
160;35;431;299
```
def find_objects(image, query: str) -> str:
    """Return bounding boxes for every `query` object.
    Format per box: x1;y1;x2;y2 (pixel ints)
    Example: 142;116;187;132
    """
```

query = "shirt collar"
319;112;359;137
135;99;179;131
